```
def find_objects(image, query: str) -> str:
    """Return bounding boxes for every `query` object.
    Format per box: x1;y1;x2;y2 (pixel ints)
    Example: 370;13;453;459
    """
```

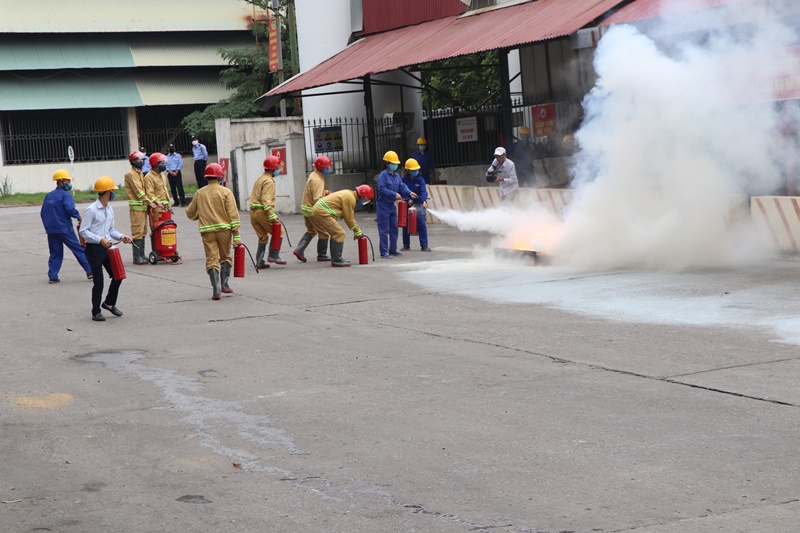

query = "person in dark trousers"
191;135;209;188
40;169;93;283
376;150;418;259
79;176;132;322
400;158;430;252
165;144;186;207
508;126;536;188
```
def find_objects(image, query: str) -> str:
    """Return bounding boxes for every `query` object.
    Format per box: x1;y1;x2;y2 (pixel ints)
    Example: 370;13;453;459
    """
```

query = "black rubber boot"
268;248;286;265
330;241;350;267
220;262;233;294
317;238;331;262
293;232;313;262
133;239;148;265
256;243;269;270
208;268;221;300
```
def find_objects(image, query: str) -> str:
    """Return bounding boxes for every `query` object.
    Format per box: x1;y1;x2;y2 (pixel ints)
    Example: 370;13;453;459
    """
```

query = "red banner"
268;18;281;72
271;148;287;174
532;104;558;137
219;157;230;186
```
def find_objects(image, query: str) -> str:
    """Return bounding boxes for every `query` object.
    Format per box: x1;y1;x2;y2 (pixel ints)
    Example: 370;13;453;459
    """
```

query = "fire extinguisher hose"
237;243;260;274
279;221;292;247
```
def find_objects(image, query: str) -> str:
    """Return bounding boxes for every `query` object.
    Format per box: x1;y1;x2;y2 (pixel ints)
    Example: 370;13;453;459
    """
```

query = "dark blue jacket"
41;186;80;234
410;150;435;181
401;174;428;204
377;168;412;207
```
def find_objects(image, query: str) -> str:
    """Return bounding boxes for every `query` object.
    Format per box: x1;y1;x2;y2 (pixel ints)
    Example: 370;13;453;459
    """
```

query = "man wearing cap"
486;147;519;202
508;127;536;188
191;136;209;188
165;144;186;207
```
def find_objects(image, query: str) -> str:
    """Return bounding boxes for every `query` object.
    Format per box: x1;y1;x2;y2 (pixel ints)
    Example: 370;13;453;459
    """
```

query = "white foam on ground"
400;257;800;345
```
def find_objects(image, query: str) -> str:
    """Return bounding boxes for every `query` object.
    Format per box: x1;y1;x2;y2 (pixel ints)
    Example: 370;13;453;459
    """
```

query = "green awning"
0;73;143;110
0;36;135;70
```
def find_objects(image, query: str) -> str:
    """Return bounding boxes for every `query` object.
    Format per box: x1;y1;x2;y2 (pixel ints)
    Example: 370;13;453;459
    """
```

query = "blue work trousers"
377;203;399;256
402;206;428;249
47;232;91;281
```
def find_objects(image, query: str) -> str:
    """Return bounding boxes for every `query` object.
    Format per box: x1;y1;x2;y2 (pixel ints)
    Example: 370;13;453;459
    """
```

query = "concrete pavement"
2;201;800;532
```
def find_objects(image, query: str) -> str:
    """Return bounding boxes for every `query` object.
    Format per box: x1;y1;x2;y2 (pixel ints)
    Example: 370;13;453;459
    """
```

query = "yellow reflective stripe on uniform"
128;200;143;206
198;222;232;232
230;221;240;228
137;191;145;199
317;199;339;220
301;204;313;216
249;203;264;210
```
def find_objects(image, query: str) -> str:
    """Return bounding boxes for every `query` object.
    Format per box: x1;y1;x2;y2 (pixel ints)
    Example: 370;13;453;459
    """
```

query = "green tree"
421;50;501;110
182;0;297;139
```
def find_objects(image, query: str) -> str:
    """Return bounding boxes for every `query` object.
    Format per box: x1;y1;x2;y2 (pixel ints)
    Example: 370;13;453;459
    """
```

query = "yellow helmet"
382;150;401;165
93;176;118;192
404;158;421;171
52;169;71;181
519;126;530;136
416;137;427;145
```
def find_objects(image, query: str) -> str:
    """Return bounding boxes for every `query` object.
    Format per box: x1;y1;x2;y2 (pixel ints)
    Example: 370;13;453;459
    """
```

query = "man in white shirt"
486;146;519;202
79;176;132;322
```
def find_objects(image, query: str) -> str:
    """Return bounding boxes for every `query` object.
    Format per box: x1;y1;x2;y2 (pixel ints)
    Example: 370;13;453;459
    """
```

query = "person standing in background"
410;136;439;185
140;147;151;175
486;147;519;203
165;144;186;207
191;136;209;188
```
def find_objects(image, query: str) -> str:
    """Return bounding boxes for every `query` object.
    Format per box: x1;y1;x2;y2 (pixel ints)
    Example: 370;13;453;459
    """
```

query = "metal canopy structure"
256;0;626;107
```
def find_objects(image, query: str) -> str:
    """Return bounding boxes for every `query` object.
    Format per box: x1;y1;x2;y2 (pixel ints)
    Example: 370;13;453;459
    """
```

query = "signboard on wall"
219;157;230;186
532;104;558;137
313;126;343;153
456;116;478;142
271;148;287;174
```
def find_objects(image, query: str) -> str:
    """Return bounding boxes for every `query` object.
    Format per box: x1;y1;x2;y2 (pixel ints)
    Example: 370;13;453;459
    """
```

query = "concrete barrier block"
751;196;800;252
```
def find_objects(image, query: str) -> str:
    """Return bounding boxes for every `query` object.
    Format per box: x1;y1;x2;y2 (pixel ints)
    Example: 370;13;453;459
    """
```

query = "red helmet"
263;155;281;171
148;152;166;167
356;184;374;202
314;155;332;172
128;150;145;163
204;163;225;179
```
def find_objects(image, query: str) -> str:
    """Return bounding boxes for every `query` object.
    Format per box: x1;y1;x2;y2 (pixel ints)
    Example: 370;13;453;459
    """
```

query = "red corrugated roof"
361;0;467;35
602;0;746;25
262;0;625;100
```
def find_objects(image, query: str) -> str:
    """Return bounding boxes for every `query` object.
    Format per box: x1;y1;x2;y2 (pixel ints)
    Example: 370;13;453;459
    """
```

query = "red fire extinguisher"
234;244;245;277
358;235;374;264
397;200;408;228
270;221;282;251
108;246;126;281
407;207;418;235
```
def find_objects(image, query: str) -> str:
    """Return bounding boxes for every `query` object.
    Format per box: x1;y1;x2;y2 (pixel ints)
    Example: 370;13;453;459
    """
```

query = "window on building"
1;108;127;166
469;0;497;10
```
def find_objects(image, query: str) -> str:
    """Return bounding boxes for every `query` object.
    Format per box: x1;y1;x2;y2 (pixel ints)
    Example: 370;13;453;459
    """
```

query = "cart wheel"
170;255;180;263
148;252;158;265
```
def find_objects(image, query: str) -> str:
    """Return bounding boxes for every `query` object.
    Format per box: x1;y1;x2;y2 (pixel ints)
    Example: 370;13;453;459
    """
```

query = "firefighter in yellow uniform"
249;155;285;269
124;150;149;264
144;152;171;235
186;163;241;300
293;155;332;262
310;184;374;267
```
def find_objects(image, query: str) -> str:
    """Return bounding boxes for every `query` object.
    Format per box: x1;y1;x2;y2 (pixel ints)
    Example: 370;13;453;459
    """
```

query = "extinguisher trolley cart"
148;208;182;264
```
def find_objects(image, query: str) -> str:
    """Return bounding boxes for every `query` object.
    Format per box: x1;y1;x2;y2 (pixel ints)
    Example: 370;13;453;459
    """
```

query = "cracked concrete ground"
2;201;800;533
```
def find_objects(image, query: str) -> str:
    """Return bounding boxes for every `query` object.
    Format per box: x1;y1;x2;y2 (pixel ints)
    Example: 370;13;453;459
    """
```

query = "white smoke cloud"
559;1;798;269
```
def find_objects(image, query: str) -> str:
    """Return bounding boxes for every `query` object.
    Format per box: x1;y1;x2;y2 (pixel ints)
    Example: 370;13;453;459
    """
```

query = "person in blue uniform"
376;150;417;259
40;169;93;283
410;136;437;185
400;158;430;252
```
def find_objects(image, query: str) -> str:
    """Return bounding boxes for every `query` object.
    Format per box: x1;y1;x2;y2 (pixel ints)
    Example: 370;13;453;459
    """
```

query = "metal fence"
303;98;584;175
137;104;217;156
1;108;127;165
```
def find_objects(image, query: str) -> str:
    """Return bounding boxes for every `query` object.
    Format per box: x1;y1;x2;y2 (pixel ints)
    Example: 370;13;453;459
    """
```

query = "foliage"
421;51;502;110
181;0;298;140
0;175;13;197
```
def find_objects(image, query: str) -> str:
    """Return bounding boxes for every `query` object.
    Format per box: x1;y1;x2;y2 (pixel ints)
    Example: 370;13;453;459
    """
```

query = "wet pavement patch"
198;369;225;378
176;495;212;504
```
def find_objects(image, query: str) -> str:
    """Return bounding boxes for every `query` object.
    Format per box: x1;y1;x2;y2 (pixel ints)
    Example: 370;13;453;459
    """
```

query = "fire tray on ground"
493;248;550;265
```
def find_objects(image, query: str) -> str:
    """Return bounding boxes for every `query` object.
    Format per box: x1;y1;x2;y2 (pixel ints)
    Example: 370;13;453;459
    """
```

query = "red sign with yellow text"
532;104;558;137
268;18;282;72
